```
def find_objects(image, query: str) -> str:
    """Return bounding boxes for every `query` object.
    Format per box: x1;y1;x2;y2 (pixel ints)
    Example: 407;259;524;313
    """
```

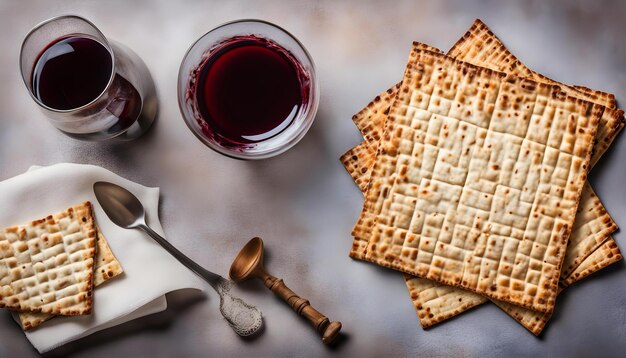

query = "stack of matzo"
341;19;624;335
0;201;123;330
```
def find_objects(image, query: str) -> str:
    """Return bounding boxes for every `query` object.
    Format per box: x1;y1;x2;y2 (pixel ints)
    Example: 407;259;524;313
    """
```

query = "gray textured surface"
0;0;625;357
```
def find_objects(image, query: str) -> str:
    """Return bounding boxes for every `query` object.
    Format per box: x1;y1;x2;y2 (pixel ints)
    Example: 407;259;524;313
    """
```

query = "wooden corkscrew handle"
263;275;342;344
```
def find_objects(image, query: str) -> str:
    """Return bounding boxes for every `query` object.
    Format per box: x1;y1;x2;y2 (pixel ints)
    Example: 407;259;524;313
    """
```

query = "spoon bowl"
229;237;264;282
93;181;146;228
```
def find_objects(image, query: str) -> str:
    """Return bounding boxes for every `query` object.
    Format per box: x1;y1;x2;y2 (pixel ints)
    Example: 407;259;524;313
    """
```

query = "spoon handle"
139;224;222;288
263;275;342;344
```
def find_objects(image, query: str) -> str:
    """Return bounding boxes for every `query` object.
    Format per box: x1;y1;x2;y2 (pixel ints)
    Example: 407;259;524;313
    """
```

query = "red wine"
194;36;309;144
32;36;112;110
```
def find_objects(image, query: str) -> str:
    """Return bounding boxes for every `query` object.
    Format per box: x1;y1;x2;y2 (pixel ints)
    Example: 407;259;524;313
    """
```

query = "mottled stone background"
0;0;624;357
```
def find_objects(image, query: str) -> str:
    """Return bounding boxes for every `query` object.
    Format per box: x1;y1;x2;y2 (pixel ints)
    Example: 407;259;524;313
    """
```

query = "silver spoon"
93;181;263;336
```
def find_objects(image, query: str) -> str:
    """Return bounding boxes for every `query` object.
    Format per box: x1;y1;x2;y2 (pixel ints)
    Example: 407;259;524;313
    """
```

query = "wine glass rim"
19;14;116;113
195;18;313;59
177;18;319;160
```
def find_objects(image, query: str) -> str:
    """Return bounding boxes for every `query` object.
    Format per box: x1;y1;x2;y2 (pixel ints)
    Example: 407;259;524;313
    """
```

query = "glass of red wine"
20;15;157;141
178;19;319;159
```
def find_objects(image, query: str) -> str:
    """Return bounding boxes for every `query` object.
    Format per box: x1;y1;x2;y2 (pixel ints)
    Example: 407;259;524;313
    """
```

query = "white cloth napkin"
0;163;205;353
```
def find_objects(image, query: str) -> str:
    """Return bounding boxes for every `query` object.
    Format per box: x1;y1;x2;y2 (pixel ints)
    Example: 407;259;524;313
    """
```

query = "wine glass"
20;15;157;141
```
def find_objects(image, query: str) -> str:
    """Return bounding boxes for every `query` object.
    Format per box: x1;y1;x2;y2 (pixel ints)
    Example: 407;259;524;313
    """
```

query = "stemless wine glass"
20;15;157;141
178;19;319;160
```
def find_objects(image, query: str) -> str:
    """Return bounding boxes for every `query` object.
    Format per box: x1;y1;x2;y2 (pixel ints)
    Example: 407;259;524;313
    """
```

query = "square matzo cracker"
352;46;602;313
